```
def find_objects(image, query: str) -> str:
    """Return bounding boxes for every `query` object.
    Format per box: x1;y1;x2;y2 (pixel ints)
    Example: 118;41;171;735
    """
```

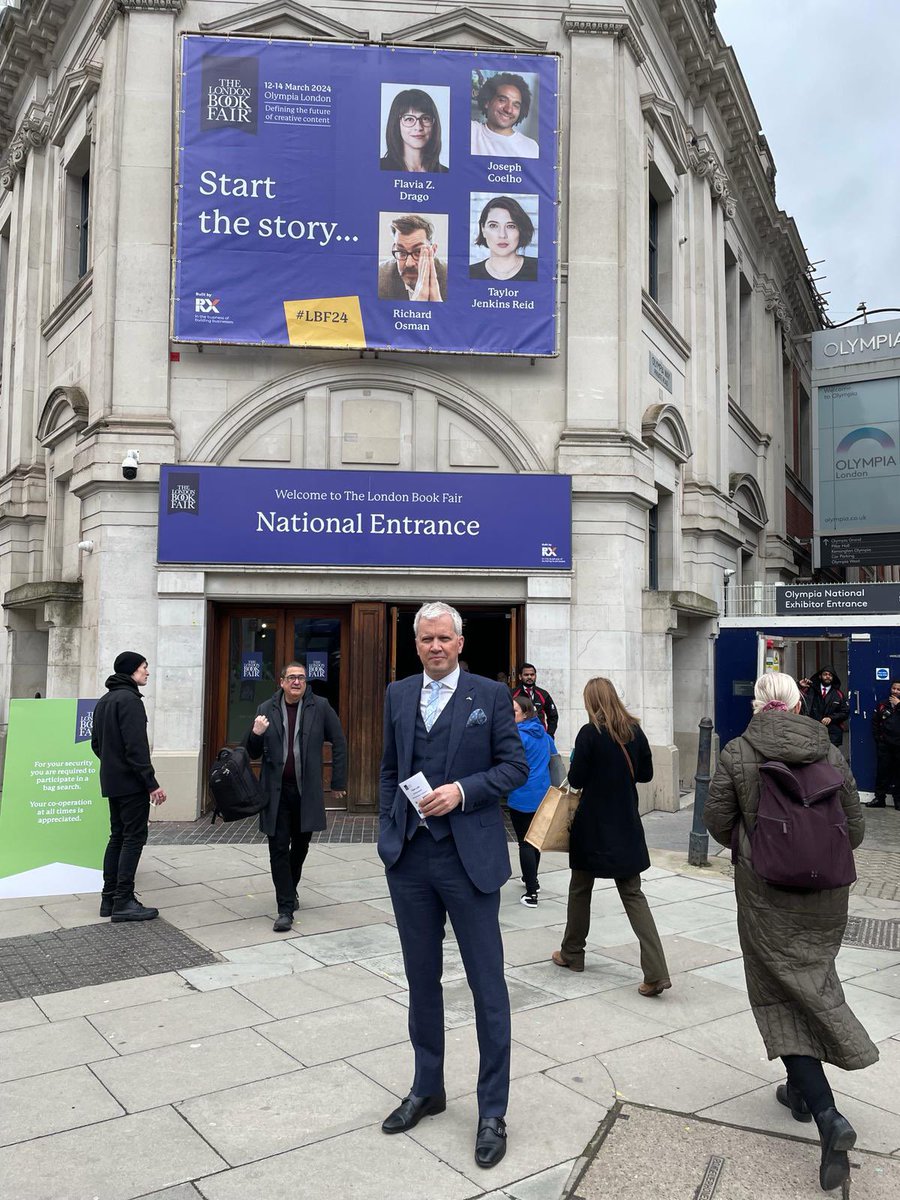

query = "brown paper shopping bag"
524;785;579;853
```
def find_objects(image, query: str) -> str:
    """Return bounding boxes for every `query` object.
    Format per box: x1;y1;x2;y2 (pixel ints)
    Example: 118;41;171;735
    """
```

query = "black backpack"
208;745;266;823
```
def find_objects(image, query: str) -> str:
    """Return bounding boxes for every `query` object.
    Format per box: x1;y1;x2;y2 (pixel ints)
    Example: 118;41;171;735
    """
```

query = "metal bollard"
688;717;714;867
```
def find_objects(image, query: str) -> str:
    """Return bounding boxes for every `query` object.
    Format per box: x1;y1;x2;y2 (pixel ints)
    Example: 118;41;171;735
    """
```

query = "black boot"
776;1081;812;1123
111;896;159;922
865;796;886;807
815;1107;856;1192
99;891;115;918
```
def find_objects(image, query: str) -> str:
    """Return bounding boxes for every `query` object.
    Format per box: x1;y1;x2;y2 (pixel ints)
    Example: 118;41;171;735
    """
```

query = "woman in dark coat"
551;677;670;996
706;671;877;1193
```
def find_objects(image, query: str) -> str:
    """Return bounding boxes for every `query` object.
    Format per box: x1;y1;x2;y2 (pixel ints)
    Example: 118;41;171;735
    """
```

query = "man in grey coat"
247;662;347;931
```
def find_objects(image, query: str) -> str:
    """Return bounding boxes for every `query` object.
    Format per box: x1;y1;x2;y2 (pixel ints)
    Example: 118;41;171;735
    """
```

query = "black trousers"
268;782;312;914
102;791;151;902
508;808;540;894
874;744;900;802
782;1054;834;1116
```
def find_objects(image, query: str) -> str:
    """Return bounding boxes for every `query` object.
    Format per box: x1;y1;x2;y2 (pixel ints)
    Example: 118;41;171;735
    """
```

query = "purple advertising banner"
158;466;571;570
173;36;560;356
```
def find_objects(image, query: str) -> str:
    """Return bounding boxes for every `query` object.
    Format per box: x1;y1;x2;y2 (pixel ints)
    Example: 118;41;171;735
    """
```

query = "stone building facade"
0;0;822;817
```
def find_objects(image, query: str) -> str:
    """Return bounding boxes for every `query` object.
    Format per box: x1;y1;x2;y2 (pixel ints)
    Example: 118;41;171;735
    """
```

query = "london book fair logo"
200;54;259;134
834;426;897;479
168;472;200;515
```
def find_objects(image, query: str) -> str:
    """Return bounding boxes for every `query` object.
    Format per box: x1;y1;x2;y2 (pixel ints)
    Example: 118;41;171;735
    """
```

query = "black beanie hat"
114;651;147;676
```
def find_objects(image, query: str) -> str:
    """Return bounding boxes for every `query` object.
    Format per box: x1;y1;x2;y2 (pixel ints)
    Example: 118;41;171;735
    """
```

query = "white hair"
752;671;801;715
413;602;463;636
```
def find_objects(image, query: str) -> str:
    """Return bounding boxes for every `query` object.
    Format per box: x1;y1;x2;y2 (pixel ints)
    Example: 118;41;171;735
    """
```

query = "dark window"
648;193;659;301
648;504;659;591
78;170;90;279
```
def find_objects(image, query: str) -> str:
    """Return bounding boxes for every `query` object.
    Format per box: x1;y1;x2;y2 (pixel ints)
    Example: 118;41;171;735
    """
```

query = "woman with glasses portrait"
381;88;449;174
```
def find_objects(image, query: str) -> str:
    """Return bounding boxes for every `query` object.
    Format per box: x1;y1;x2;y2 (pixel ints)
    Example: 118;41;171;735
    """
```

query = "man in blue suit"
379;601;528;1169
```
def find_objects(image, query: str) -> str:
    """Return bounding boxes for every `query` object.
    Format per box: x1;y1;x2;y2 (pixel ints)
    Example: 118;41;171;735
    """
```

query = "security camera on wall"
723;568;736;580
122;449;140;480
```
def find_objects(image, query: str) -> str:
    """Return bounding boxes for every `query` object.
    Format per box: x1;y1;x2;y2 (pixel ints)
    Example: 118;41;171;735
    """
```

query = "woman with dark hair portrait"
381;88;449;174
469;196;538;282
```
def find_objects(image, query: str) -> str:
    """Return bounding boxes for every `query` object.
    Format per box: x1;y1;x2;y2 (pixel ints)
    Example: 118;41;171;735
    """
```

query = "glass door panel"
226;615;278;743
292;616;343;713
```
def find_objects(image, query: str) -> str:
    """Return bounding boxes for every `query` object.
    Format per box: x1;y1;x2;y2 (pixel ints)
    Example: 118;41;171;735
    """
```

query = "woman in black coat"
552;677;671;996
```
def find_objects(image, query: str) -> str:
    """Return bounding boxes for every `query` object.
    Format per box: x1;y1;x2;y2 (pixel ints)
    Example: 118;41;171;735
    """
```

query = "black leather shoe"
273;912;293;932
381;1091;446;1134
111;897;159;922
776;1081;812;1123
475;1116;507;1168
865;797;886;807
815;1107;856;1192
99;892;115;918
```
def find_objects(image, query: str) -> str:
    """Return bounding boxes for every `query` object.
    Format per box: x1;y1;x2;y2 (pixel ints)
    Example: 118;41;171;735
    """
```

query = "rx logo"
195;296;220;314
541;543;558;558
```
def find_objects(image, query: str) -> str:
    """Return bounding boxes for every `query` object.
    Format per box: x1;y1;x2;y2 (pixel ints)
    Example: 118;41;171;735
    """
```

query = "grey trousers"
561;870;670;983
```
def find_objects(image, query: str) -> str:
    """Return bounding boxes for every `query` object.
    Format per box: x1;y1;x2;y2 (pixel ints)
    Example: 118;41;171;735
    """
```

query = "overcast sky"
716;0;900;326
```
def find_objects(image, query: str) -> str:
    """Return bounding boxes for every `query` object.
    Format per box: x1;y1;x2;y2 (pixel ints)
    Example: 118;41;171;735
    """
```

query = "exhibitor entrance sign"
173;36;560;356
158;465;572;569
776;583;900;616
0;699;106;898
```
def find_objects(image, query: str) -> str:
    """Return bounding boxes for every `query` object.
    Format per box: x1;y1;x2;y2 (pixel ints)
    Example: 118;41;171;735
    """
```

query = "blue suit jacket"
378;671;528;893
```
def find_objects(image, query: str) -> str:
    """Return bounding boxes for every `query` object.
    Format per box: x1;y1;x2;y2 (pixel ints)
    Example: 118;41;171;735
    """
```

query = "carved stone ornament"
688;138;736;219
97;0;185;40
562;13;645;64
763;285;792;332
0;107;52;193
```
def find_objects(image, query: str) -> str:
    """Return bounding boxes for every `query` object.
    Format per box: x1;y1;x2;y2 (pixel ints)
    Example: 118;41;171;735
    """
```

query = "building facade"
0;0;824;817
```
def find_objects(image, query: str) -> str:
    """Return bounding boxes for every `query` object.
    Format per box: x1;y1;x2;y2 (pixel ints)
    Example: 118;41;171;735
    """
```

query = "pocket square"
466;708;487;727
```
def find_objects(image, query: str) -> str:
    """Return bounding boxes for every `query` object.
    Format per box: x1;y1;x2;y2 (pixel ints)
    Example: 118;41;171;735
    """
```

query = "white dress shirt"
418;666;466;808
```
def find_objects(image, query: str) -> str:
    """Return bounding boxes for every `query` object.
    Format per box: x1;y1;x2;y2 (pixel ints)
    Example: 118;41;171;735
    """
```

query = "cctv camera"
122;449;139;480
723;568;736;579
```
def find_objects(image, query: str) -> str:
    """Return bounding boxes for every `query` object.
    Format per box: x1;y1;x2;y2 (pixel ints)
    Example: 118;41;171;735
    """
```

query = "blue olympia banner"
173;36;559;356
158;466;571;570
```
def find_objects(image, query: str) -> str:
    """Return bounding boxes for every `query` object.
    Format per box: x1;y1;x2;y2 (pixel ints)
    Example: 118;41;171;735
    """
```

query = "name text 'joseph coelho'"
257;511;480;537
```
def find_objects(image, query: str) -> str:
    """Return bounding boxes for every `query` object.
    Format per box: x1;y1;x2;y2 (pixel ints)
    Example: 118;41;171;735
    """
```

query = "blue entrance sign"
173;36;560;356
158;466;571;570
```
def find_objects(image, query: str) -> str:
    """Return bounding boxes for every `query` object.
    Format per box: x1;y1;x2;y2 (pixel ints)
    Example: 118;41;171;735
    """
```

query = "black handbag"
208;745;266;823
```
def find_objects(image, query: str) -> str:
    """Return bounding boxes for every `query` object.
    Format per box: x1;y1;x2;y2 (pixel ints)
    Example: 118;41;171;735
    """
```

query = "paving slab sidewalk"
0;840;897;1200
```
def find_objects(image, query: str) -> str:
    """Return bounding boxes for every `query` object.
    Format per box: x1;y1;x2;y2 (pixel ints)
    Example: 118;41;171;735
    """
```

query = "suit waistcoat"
405;690;457;841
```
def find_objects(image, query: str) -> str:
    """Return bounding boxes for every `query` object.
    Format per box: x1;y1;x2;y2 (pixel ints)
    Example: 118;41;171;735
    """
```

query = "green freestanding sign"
0;698;107;897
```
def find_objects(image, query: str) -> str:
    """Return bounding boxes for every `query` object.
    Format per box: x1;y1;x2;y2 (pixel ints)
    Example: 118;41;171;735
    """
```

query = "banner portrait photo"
173;36;560;356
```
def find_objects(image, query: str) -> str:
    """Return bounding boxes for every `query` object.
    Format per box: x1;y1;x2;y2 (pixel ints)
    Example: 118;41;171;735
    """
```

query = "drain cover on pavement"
841;916;900;951
0;919;217;1002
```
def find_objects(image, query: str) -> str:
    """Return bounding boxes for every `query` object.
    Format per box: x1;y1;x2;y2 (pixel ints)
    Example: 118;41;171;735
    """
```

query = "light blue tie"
424;679;442;732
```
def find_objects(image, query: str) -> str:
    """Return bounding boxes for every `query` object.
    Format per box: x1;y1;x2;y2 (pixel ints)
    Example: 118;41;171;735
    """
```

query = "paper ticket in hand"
399;772;432;817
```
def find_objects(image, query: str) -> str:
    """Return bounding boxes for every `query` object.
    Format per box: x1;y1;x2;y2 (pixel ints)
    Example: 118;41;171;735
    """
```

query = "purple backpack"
750;758;856;889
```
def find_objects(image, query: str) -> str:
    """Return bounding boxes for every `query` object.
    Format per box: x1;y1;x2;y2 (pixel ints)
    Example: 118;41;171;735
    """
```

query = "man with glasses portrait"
247;661;347;931
377;213;447;302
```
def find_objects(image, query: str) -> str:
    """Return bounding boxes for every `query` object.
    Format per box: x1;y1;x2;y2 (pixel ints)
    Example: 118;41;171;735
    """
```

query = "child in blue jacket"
509;694;558;906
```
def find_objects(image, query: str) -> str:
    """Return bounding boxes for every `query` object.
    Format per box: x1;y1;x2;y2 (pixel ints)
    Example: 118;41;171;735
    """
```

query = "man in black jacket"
91;651;167;921
512;664;559;737
799;665;850;749
867;678;900;808
247;662;347;932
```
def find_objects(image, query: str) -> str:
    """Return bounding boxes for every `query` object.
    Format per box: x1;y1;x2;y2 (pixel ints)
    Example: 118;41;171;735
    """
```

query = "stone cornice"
385;6;546;51
0;100;51;191
200;1;368;42
97;0;185;41
4;580;83;610
728;397;771;450
0;0;79;145
563;6;646;64
688;134;735;219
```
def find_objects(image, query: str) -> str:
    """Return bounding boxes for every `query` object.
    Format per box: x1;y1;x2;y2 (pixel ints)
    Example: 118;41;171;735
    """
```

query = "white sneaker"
520;893;538;908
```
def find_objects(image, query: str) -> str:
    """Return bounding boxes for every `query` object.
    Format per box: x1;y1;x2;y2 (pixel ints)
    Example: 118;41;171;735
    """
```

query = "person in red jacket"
512;664;559;737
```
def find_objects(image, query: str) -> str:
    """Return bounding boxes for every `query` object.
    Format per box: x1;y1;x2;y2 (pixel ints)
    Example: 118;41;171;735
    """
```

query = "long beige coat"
706;710;878;1071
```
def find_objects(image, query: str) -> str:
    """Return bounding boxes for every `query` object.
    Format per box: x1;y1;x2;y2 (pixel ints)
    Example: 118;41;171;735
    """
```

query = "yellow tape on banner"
283;296;366;348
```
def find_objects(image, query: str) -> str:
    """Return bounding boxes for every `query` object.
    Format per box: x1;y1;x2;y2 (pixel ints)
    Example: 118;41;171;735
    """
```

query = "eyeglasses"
400;114;434;128
283;675;307;683
391;247;426;262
